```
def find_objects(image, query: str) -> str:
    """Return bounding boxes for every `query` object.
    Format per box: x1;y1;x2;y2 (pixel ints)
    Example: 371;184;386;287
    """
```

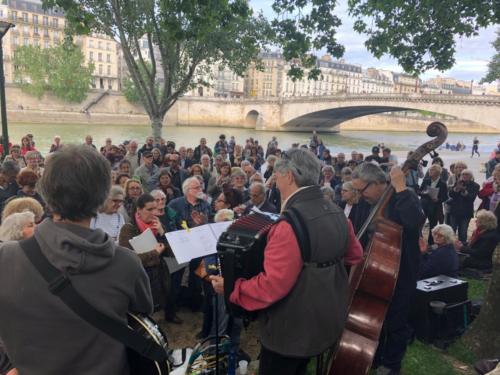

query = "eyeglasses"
354;182;373;194
281;152;302;175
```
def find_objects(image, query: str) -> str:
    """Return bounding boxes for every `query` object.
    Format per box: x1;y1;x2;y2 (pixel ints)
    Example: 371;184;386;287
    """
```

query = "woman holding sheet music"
119;193;170;318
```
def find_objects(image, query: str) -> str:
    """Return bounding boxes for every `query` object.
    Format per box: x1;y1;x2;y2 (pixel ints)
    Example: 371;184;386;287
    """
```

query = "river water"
8;123;499;156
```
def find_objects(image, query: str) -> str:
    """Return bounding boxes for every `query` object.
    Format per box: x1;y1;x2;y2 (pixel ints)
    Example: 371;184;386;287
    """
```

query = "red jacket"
230;219;363;311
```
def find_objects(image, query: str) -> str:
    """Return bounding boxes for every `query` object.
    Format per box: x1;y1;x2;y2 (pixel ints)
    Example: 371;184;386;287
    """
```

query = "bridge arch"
245;110;261;128
280;96;500;131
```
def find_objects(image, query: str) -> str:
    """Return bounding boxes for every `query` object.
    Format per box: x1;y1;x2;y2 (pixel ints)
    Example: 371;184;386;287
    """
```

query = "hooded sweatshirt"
0;218;153;375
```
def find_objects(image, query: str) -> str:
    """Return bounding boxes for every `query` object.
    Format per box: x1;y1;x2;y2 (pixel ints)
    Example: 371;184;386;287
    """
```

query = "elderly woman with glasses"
418;224;459;279
119;178;144;223
90;185;126;242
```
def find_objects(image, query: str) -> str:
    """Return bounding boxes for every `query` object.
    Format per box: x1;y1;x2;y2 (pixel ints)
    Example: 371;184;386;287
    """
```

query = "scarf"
135;212;158;236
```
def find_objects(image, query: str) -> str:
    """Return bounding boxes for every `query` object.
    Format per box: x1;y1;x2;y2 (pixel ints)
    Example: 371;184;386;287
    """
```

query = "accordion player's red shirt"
230;219;362;311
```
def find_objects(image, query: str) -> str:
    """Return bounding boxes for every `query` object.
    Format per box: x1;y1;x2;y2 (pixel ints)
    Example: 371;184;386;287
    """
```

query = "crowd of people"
0;130;499;375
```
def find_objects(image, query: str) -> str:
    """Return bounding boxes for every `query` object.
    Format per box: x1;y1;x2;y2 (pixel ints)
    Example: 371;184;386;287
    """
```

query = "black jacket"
449;181;480;219
462;230;499;270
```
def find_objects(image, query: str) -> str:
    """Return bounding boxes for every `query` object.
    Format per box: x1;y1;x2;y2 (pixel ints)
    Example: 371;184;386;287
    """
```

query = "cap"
372;146;380;153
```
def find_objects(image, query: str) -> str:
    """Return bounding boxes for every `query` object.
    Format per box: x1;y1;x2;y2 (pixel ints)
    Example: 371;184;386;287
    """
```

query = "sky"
250;0;498;82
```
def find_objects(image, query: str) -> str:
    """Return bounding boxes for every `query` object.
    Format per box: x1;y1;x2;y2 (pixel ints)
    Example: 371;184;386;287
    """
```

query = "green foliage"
12;44;93;103
13;46;48;99
481;29;500;84
123;61;161;104
447;339;477;365
348;0;499;74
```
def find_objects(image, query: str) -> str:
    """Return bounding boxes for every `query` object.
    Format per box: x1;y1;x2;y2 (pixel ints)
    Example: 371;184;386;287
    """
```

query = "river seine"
8;123;499;155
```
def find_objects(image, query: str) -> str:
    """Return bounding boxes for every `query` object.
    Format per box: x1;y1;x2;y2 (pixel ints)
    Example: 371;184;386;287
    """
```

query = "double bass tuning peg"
429;150;439;159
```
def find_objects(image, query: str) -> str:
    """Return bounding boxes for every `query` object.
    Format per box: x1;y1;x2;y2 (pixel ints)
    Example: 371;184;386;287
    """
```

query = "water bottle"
227;346;236;375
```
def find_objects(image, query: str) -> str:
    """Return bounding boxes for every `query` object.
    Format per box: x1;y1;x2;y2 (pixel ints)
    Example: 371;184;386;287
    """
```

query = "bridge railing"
179;93;500;105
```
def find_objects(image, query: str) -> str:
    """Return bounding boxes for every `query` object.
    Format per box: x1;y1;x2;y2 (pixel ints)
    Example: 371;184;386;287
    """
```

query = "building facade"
393;73;420;94
1;0;121;91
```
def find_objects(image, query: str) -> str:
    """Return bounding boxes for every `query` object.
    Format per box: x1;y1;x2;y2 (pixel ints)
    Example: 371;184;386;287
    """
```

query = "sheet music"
128;228;158;254
165;221;232;264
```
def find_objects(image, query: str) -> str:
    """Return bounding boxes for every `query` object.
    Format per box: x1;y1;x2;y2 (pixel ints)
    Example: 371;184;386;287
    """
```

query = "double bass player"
211;148;363;375
351;163;425;375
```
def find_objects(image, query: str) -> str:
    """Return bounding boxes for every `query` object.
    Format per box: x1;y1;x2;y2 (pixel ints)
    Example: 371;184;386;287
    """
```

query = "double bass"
327;122;448;374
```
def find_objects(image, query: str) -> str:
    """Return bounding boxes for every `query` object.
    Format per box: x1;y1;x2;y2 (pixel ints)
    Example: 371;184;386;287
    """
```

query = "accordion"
217;211;280;318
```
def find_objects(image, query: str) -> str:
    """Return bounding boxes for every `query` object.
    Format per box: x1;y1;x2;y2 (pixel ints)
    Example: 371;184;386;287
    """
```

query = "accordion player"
216;211;280;318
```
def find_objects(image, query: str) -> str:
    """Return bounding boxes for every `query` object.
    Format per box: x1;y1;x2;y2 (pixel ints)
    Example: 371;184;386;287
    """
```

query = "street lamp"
0;20;14;158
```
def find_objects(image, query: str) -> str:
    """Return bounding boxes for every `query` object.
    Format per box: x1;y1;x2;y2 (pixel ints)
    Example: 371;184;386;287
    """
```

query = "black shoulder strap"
281;207;311;262
18;236;167;363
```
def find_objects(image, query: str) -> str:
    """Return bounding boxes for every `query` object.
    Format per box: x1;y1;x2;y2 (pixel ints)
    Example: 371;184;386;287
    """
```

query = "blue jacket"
419;243;459;280
167;196;212;229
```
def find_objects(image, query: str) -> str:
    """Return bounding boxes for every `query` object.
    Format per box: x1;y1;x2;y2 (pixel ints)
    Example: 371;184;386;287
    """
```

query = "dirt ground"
156;308;261;360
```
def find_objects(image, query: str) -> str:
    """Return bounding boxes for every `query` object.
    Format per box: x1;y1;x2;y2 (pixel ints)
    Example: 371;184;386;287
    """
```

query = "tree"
348;0;499;74
480;29;500;84
44;0;345;139
13;43;93;103
463;245;500;358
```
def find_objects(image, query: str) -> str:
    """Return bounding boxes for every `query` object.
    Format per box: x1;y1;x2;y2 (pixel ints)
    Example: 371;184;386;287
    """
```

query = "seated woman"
419;224;459;279
458;209;499;271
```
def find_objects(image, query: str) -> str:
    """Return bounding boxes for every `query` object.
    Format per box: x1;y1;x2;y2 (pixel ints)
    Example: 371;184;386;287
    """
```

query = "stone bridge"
167;94;500;132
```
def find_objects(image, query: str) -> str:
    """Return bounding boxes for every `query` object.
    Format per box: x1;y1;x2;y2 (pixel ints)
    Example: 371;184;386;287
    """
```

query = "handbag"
18;236;171;375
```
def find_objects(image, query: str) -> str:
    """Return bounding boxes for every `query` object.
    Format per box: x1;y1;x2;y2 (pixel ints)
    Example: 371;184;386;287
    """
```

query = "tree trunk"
463;244;500;358
151;115;164;142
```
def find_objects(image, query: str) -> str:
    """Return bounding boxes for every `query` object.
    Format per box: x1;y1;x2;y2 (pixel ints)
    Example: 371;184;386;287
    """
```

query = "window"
108;79;113;90
89;39;94;48
43;28;49;37
107;65;111;75
33;25;39;34
23;25;29;34
22;12;28;22
53;18;58;28
44;40;49;49
53;30;59;39
0;10;3;18
106;54;111;63
43;16;48;26
98;52;102;62
99;65;103;74
98;41;102;49
33;39;39;47
11;11;17;21
13;36;18;45
89;51;94;61
106;42;110;50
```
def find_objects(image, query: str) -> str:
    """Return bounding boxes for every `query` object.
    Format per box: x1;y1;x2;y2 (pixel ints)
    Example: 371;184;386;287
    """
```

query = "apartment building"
1;0;121;91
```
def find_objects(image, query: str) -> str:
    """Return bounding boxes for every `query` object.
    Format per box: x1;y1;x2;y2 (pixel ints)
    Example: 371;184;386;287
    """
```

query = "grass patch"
464;277;489;301
447;338;477;365
402;340;458;375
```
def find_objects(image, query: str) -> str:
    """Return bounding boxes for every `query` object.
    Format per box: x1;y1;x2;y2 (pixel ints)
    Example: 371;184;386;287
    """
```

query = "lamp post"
0;20;14;158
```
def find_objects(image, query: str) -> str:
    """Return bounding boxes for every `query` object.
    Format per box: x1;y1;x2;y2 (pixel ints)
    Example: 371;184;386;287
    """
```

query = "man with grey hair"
351;162;425;374
211;148;362;375
123;140;140;171
240;182;277;215
168;176;212;312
